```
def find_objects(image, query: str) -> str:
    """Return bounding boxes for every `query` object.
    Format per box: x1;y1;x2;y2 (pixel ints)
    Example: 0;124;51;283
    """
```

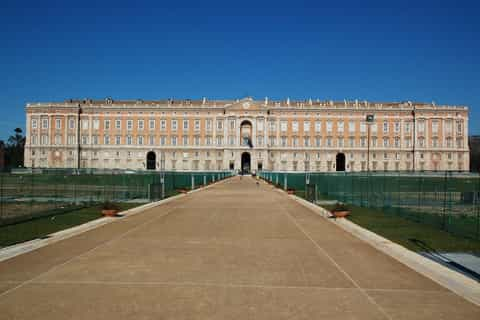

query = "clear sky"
0;0;479;140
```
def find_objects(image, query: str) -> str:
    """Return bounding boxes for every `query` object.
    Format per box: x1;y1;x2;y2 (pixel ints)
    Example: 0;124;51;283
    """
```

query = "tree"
5;128;25;168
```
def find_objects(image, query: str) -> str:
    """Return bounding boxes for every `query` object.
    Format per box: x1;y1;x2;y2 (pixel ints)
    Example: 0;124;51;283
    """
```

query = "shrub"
101;201;120;211
332;202;349;212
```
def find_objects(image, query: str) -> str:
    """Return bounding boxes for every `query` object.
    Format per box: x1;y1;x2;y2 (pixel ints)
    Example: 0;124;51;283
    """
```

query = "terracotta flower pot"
102;209;118;217
287;190;295;195
331;210;350;218
177;189;188;194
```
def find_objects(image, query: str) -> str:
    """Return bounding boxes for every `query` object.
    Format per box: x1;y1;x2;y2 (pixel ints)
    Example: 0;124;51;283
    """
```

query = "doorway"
146;151;156;170
241;152;251;174
336;153;345;171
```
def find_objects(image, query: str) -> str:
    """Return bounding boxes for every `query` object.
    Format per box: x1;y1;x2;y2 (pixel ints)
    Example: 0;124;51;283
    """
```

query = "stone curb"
0;176;232;262
284;191;480;306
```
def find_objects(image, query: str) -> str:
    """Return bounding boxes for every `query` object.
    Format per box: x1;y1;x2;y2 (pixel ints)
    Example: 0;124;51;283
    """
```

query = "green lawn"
0;202;142;248
321;204;480;253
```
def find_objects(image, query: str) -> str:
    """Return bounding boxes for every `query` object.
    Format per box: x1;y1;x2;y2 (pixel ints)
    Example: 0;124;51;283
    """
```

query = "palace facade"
24;97;469;172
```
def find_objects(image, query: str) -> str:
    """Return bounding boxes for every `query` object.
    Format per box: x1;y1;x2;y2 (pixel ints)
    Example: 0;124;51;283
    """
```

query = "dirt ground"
0;176;478;319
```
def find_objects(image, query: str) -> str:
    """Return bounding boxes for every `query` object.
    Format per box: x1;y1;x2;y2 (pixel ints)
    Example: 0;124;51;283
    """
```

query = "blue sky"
0;0;479;140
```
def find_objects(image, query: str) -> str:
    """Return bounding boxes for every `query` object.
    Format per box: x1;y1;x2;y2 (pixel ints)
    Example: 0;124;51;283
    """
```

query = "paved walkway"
0;177;478;319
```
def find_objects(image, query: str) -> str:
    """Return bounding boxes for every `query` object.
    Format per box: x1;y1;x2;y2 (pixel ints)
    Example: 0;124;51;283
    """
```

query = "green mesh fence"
0;170;232;228
260;171;480;240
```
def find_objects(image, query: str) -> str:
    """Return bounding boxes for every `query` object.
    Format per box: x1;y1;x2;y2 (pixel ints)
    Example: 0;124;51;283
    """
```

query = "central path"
0;177;478;319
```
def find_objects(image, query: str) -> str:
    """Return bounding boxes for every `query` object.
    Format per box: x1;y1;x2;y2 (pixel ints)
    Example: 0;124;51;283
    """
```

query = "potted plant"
101;201;121;217
330;202;351;218
287;188;295;195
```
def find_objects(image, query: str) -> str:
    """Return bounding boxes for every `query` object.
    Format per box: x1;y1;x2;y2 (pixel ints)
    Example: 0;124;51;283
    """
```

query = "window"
42;118;49;129
281;136;287;147
104;120;110;130
257;120;264;131
69;119;75;129
383;137;389;147
292;121;299;132
360;122;366;133
149;119;155;130
55;119;61;129
183;119;189;130
194;136;200;146
456;120;463;135
127;120;133;130
92;135;99;145
383;121;389;133
206;136;212;145
432;137;438;148
337;121;344;133
456;138;463;148
327;137;332;147
372;136;377;147
418;120;425;133
326;121;332;133
446;137;453;148
432;120;439;135
172;120;178;131
161;119;166;130
229;119;236;130
137;136;144;145
304;136;310;147
256;136;263;146
149;136;154;145
338;138;344;147
41;135;49;145
269;136;276;146
418;137;425;148
360;137;366;147
280;121;287;132
104;135;110;145
31;119;38;129
216;136;223;146
315;121;321;132
394;122;400;133
194;119;200;130
404;122;411;134
348;121;355;133
171;136;177;146
115;136;121;145
315;136;321;147
371;123;377;133
269;121;276;131
67;135;74;145
138;119;144;130
127;135;132;145
81;135;88;145
183;136;188;145
445;120;452;134
394;137;400;147
216;120;223;130
93;119;99;130
115;119;121;129
160;136;166;146
54;135;61;145
405;138;411;148
206;119;212;131
349;137;355;147
303;121;310;132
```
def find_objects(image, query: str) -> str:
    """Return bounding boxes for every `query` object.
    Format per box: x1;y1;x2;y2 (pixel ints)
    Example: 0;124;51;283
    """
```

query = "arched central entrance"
146;151;156;170
241;152;251;174
336;153;345;171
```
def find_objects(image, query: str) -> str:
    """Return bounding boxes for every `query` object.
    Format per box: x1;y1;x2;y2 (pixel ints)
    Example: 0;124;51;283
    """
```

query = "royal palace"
24;97;469;172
